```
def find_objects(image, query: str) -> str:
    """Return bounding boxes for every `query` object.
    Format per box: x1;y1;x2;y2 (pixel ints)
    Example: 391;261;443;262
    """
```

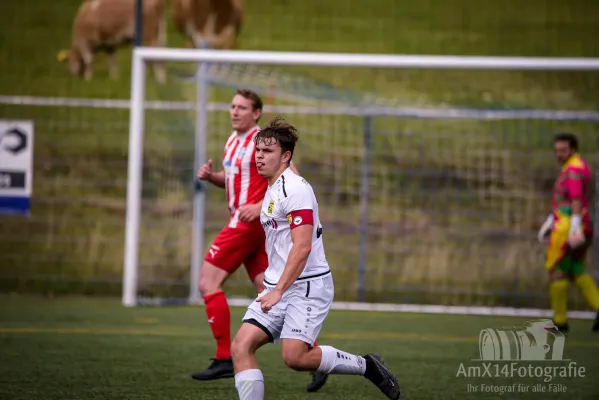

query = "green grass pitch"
1;296;598;399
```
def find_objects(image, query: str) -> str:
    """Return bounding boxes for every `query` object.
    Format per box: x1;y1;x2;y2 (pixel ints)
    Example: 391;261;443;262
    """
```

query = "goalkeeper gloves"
538;214;554;243
568;214;586;248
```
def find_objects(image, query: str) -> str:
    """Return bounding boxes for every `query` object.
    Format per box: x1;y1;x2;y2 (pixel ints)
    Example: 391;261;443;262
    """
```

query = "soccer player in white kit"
230;117;401;400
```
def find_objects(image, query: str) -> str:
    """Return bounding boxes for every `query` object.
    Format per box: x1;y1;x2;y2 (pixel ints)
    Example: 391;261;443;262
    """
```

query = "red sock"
204;291;231;360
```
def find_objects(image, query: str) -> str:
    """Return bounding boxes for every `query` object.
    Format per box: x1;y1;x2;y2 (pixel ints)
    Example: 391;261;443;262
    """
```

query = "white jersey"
260;168;331;287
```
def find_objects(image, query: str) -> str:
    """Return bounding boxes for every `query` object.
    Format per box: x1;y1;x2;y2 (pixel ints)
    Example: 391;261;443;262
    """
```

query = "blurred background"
1;0;599;310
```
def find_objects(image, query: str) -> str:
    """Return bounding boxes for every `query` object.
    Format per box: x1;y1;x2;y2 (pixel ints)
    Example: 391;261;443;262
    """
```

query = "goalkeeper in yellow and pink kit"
538;133;599;332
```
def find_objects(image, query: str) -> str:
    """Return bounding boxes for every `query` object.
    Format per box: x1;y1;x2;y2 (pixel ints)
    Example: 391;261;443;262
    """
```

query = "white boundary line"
138;296;596;320
1;95;599;121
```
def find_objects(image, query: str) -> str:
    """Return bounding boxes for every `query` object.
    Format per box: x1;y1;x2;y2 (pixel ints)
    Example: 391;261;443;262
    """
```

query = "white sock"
235;369;265;400
317;345;367;375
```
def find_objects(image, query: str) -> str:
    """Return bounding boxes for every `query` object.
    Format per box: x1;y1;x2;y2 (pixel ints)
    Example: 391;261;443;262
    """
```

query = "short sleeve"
281;185;314;230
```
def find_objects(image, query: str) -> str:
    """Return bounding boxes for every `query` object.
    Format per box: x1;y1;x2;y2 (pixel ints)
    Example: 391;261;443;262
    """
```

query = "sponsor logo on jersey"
261;218;278;230
267;200;275;215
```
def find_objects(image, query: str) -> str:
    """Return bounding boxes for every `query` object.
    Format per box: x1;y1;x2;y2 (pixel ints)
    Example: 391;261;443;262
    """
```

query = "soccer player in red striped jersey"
192;90;328;392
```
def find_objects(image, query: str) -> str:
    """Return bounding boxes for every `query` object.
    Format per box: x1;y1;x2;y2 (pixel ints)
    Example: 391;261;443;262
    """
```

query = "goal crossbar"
134;47;599;70
124;47;599;319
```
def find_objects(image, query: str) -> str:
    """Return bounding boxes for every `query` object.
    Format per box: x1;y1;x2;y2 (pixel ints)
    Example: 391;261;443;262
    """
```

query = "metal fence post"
357;115;373;302
190;45;210;303
135;0;143;47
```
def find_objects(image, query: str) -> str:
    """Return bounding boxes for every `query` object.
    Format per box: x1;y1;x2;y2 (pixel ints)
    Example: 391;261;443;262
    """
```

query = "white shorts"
242;274;334;345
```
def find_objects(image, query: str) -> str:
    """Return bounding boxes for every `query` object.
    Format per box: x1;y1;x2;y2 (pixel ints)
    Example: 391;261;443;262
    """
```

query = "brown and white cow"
172;0;243;49
58;0;167;84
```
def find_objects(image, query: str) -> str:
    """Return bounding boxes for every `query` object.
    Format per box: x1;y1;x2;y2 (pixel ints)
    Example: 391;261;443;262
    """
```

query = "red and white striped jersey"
222;126;267;227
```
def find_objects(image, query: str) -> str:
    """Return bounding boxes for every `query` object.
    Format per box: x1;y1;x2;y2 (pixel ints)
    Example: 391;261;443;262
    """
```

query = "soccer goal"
123;47;599;318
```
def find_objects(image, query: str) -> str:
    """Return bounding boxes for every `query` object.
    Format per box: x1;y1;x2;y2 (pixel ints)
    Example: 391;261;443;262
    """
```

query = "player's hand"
238;203;261;222
567;214;586;249
197;160;213;181
537;214;554;243
256;290;283;313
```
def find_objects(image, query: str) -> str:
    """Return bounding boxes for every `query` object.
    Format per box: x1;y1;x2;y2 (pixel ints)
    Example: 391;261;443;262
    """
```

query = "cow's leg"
207;26;237;49
186;20;207;49
147;17;167;84
80;48;94;80
107;48;119;79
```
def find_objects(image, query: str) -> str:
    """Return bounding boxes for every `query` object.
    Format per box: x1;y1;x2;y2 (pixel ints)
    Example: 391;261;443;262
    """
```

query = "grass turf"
1;296;599;399
1;0;598;101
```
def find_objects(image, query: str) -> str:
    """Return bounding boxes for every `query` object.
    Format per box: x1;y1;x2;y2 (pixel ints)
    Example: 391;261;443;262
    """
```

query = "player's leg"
548;258;570;332
231;323;270;400
243;223;268;294
305;351;329;392
244;239;329;392
545;223;571;331
569;244;599;331
192;226;252;381
232;286;285;400
280;276;401;400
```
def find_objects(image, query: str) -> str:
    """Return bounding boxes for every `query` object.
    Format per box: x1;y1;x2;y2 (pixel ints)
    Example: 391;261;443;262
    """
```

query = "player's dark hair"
254;116;299;163
235;89;263;111
553;133;578;151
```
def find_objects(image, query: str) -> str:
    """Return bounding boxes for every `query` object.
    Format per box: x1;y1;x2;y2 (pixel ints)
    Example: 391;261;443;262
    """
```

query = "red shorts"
205;218;267;281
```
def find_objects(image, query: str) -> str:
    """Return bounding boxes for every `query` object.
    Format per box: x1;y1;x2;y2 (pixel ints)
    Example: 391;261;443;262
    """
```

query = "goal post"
123;47;599;318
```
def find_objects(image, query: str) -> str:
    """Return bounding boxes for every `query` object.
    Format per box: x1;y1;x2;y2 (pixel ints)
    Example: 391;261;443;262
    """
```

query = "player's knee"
198;277;219;296
198;278;218;296
281;346;309;371
548;271;566;283
231;332;255;363
198;263;225;296
230;337;245;363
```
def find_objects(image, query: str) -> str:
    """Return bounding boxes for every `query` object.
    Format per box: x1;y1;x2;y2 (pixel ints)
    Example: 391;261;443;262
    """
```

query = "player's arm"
566;169;584;214
207;170;226;188
257;220;313;312
257;188;314;311
275;221;313;294
238;196;264;222
197;159;226;188
275;187;314;294
566;169;585;244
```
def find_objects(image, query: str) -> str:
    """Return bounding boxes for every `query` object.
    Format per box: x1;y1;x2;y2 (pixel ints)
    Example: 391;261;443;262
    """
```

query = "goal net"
124;48;599;317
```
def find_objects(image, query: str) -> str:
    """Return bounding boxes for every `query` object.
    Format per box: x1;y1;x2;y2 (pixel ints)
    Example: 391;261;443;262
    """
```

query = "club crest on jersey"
262;218;278;230
267;200;275;215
